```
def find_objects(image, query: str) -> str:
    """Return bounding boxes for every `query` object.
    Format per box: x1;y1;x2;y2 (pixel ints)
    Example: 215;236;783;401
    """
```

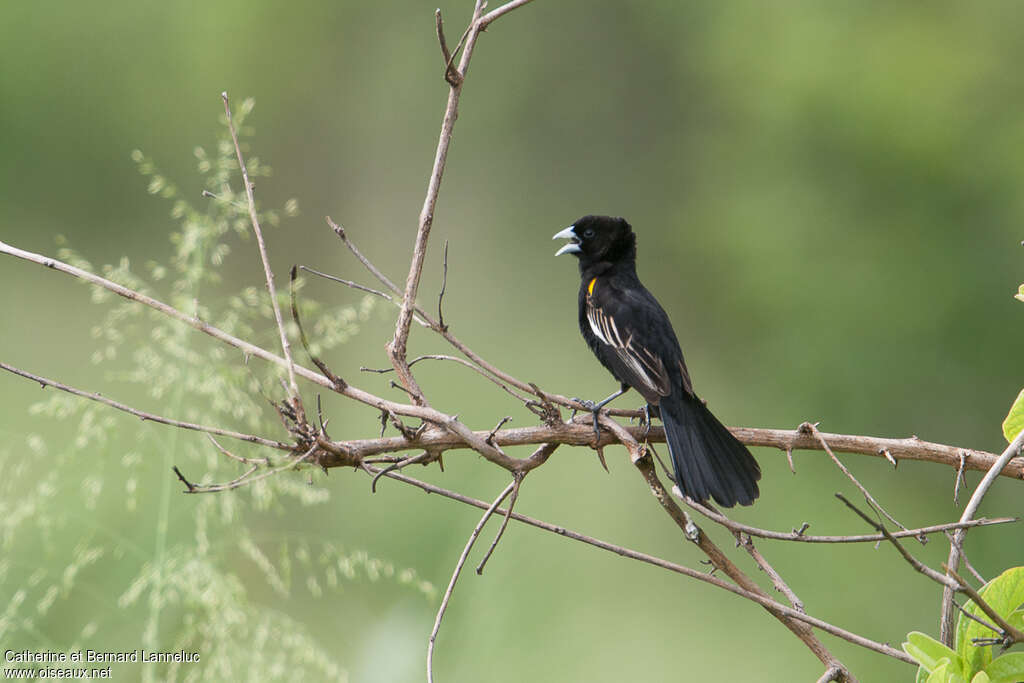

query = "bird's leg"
640;403;653;442
571;386;629;442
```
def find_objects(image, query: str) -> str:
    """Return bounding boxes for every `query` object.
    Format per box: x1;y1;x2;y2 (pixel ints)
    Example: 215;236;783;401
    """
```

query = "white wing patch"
587;305;671;397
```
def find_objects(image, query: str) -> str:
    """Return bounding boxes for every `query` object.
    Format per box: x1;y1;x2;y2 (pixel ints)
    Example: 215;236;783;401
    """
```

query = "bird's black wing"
584;279;679;404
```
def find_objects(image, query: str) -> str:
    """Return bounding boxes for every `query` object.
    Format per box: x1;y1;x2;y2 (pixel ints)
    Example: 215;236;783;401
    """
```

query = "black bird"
553;215;761;507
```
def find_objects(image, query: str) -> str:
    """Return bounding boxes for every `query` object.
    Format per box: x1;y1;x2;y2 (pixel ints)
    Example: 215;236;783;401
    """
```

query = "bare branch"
428;479;516;683
369;451;432;493
207;434;271;466
476;472;522;575
364;463;913;665
479;0;537;26
299;265;396;308
361;354;532;404
221;92;304;424
940;427;1024;643
943;565;1024;647
290;265;347;390
0;360;292;451
954;450;968;505
599;415;855;678
328;216;404;296
953;599;1002;636
835;494;956;589
315;419;1021;484
437;239;449;331
804;422;909;534
686;498;1016;544
434;9;461;86
0;242;525;468
178;443;318;494
737;530;805;612
387;0;534;405
736;426;1021;480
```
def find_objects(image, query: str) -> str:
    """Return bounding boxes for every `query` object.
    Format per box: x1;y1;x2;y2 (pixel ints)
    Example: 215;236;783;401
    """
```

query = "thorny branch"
804;421;909;534
598;414;855;680
221;91;305;427
839;494;1024;650
1;0;1021;680
388;0;528;405
360;462;913;664
0;229;1019;678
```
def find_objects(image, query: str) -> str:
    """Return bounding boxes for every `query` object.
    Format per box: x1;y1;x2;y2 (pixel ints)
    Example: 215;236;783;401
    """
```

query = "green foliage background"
1;1;1023;681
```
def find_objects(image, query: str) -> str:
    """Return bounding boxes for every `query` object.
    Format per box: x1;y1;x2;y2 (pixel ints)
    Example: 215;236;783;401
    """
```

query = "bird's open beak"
553;226;581;256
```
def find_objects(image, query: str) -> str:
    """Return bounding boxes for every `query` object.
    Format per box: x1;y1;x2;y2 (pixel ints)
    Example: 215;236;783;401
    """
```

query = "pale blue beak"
553;226;580;256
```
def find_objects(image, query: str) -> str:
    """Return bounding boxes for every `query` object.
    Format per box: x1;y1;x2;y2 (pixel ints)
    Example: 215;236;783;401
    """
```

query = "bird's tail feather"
660;395;761;507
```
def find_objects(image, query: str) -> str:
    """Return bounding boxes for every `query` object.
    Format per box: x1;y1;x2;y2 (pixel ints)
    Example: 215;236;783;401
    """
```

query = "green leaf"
957;568;1024;676
977;568;1024;631
1003;389;1024;443
905;632;965;673
970;672;990;683
1008;605;1024;633
926;659;966;683
985;652;1024;683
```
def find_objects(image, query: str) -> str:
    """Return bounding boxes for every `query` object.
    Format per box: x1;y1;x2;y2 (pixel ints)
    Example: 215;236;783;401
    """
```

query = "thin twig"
6;240;1021;482
479;0;537;26
686;498;1015;544
438;239;449;330
299;266;393;303
947;532;987;585
0;242;526;467
476;473;522;574
178;443;318;494
434;9;461;86
207;434;271;466
805;422;909;533
740;532;805;612
700;502;807;611
289;265;346;390
172;465;196;492
370;451;431;493
943;564;1024;647
940;427;1024;643
953;599;1002;636
361;354;532;403
327;216;404;295
388;0;534;406
428;480;516;683
222;92;304;424
0;361;292;451
835;494;956;588
954;451;968;506
363;463;911;665
600;415;854;678
299;264;430;327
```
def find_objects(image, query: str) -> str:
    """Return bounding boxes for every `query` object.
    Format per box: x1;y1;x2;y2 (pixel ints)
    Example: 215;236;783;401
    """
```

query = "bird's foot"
570;397;602;443
640;404;653;441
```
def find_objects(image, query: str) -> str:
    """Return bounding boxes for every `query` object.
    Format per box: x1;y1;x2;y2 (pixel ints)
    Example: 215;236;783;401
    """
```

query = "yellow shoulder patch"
587;277;597;296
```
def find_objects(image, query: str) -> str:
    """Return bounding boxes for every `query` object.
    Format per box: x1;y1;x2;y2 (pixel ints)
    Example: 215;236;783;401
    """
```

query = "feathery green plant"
0;99;434;681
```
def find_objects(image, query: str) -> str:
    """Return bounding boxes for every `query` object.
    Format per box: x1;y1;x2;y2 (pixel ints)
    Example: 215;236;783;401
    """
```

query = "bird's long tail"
659;395;761;507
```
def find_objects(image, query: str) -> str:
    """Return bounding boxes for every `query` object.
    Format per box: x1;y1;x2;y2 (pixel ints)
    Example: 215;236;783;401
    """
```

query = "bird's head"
553;215;635;267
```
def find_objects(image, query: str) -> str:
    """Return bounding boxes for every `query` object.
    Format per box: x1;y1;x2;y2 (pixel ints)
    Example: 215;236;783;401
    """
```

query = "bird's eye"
583;228;595;239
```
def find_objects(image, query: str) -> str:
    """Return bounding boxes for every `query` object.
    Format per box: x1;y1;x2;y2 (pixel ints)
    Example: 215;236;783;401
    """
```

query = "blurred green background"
2;1;1023;680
